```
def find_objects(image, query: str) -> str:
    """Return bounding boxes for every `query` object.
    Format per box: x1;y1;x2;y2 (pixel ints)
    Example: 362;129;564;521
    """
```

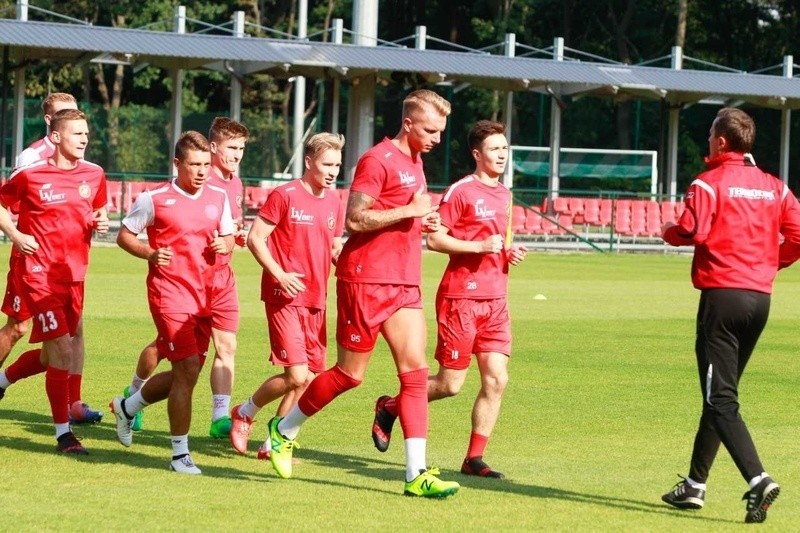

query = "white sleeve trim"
691;179;716;201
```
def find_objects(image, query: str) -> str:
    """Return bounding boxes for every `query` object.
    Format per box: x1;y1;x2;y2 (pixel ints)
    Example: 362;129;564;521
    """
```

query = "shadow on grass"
276;446;740;525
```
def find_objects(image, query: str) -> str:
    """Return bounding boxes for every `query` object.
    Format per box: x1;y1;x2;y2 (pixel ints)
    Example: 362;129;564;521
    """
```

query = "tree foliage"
4;0;800;191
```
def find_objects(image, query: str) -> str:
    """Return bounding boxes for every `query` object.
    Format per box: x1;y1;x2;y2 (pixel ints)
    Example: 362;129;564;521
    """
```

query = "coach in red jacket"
660;107;800;523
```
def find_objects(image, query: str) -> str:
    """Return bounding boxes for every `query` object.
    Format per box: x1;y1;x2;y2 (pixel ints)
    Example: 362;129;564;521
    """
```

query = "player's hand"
331;245;342;265
406;185;433;218
507;244;527;265
93;210;109;235
480;234;504;254
11;231;39;255
278;272;306;298
150;246;173;266
234;228;248;248
209;230;228;255
421;209;441;233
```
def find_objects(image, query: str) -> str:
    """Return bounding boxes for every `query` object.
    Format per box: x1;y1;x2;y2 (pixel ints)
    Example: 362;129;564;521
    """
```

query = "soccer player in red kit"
0;92;103;424
111;131;234;474
660;108;800;523
229;132;344;456
371;120;526;478
265;89;460;498
121;117;248;437
0;108;108;454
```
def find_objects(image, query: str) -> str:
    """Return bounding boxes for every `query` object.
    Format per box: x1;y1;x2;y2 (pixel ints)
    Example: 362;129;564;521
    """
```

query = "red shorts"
2;265;31;322
210;266;239;332
23;279;83;343
266;303;327;374
435;296;511;370
336;281;423;353
151;311;212;362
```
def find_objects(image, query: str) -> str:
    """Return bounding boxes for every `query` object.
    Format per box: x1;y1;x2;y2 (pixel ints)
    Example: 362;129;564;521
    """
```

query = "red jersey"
437;175;511;299
208;167;244;269
15;136;55;169
663;152;800;293
0;159;107;283
336;138;427;285
122;181;234;314
258;180;342;309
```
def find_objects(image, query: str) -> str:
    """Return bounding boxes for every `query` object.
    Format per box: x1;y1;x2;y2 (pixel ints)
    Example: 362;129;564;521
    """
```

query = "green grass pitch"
2;245;799;530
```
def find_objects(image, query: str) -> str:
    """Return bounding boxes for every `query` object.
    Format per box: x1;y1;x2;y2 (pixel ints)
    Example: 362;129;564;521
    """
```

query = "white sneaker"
109;396;133;447
170;454;202;475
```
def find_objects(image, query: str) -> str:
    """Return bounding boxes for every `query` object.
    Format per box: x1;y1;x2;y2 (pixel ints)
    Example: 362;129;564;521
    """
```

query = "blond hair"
305;132;345;159
402;89;451;119
49;108;86;133
42;93;77;116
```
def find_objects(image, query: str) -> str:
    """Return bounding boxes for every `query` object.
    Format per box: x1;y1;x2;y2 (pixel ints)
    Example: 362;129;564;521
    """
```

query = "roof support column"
503;33;515;189
230;11;245;123
666;45;682;200
547;37;564;210
330;18;343;134
291;0;308;179
344;0;378;183
11;0;29;163
780;55;793;184
169;5;186;167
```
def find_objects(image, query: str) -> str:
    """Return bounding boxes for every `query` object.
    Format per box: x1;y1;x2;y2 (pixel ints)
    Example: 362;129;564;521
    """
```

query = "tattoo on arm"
346;191;408;233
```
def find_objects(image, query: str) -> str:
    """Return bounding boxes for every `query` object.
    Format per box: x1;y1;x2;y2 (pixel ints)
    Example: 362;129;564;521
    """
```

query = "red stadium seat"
106;180;125;214
553;196;571;215
582;198;600;226
525;209;543;233
246;186;271;210
511;205;528;234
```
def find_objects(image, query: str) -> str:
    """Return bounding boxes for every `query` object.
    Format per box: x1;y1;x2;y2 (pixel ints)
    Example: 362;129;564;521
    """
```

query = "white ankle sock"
685;476;706;490
239;397;260;419
129;373;147;394
277;405;307;440
748;472;768;489
212;394;230;421
171;434;189;457
405;438;427;482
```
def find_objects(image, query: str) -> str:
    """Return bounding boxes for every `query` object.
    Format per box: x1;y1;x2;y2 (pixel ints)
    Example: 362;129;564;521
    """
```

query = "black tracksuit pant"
688;288;770;484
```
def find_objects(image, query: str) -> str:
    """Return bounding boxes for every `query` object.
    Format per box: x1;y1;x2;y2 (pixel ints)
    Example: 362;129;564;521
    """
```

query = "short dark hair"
175;131;210;161
468;120;506;152
209;117;249;143
713;108;755;153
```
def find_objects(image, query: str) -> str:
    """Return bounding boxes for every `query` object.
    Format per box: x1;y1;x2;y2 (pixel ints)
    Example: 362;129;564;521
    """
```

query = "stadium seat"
569;197;585;222
582;198;600;226
124;181;151;213
557;214;574;233
106;180;124;214
246;186;271;211
599;199;613;227
511;205;528;234
553;196;571;215
525;209;543;234
674;201;686;219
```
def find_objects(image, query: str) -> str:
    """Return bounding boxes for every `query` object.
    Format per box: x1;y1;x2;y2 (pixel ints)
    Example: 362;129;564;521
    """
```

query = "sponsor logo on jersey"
236;194;243;208
328;212;335;230
728;187;775;201
290;207;314;224
165;199;177;206
38;184;66;204
474;198;496;220
78;182;91;199
398;170;416;186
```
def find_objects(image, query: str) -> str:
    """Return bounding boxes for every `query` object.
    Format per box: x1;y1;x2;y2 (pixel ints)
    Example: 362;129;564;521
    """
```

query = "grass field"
2;244;799;531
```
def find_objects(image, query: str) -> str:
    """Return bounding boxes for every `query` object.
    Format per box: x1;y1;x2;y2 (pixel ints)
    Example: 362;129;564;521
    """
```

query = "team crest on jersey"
78;182;92;199
204;204;220;220
328;212;335;230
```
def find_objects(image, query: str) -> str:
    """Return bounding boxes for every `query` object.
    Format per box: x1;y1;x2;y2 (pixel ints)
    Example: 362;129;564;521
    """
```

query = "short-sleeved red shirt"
336;138;427;286
437;175;511;299
258;180;342;309
0;159;107;283
208;167;244;269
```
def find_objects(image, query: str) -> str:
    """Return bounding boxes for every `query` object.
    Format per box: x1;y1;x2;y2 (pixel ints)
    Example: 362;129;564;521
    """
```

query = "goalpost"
510;146;658;196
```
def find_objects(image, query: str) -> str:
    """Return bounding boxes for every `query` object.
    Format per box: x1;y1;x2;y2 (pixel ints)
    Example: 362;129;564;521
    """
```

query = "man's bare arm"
346;186;432;233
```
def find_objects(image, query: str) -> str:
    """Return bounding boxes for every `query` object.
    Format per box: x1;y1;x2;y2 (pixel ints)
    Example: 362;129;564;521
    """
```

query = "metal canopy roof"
2;18;800;109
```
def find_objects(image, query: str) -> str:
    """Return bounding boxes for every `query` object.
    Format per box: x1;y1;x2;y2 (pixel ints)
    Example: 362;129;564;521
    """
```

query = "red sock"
5;349;45;384
384;396;399;417
466;432;489;459
297;365;361;416
45;366;70;424
68;373;82;405
397;368;428;439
